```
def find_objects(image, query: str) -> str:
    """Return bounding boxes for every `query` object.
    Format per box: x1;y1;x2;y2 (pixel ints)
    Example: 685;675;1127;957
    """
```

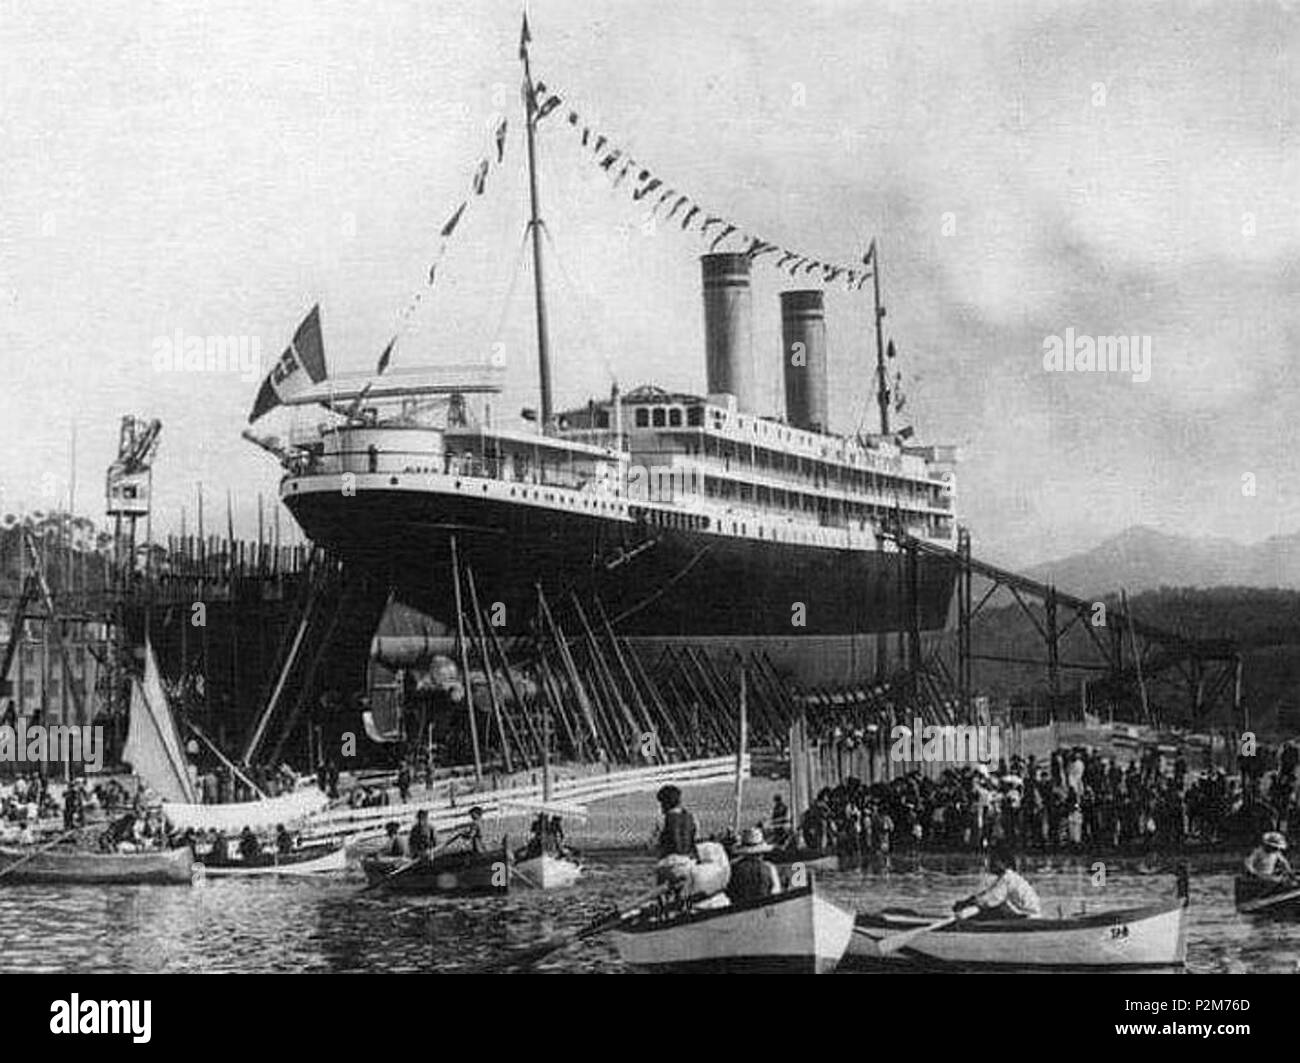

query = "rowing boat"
0;845;194;886
610;885;855;973
196;841;347;877
362;843;509;895
1234;875;1300;918
848;899;1189;970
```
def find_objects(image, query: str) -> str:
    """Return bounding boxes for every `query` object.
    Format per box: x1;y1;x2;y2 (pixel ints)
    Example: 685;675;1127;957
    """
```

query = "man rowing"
727;827;782;904
448;806;485;854
954;848;1042;920
409;809;437;859
382;820;409;858
1245;831;1293;883
652;786;729;906
655;786;697;858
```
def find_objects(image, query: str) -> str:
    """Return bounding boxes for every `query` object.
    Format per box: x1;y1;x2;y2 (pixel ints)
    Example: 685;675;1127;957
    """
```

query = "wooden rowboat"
610;885;855;974
1234;875;1300;919
362;844;509;895
0;845;194;886
848;899;1189;971
196;841;347;877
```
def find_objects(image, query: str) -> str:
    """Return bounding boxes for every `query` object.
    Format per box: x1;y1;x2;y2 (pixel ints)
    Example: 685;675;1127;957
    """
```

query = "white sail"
163;788;329;833
122;642;198;804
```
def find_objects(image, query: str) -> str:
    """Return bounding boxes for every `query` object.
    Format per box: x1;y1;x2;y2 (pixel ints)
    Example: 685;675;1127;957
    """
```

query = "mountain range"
1023;526;1300;597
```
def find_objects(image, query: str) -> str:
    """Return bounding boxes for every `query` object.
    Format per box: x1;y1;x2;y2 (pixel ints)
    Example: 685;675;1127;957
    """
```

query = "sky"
0;0;1296;567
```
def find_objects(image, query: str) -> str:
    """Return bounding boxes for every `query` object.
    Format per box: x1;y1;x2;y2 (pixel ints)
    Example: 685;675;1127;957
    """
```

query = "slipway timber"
3;501;1245;791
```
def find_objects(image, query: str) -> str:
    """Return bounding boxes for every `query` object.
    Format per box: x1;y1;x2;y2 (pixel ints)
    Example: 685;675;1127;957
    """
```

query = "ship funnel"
702;253;757;413
780;289;828;432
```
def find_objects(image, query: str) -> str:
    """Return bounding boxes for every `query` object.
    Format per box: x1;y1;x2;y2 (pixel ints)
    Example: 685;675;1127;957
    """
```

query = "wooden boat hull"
512;853;582;890
197;842;347;877
611;886;854;974
1234;875;1300;919
0;845;194;886
848;901;1188;970
362;847;509;895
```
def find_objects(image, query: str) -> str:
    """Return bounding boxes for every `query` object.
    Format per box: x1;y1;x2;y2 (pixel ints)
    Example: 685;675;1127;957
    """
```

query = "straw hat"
734;827;774;855
1264;831;1288;851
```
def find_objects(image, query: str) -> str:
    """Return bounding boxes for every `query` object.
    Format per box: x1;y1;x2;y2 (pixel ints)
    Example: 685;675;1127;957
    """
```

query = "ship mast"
871;241;890;436
520;15;554;433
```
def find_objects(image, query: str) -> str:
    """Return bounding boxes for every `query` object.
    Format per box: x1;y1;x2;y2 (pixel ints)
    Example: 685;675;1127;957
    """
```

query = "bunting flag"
887;339;897;359
632;178;662;201
536;94;562;121
248;305;327;423
377;338;394;376
391;95;512;329
441;201;468;238
710;224;737;251
519;13;531;59
529;77;876;294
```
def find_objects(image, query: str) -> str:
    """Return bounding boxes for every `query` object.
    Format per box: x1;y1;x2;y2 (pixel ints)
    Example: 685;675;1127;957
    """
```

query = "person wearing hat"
954;848;1041;920
383;820;409;858
655;785;697;859
1245;831;1293;882
726;827;783;904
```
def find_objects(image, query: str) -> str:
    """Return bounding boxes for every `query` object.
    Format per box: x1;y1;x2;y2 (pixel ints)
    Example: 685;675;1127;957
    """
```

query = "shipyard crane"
105;416;161;575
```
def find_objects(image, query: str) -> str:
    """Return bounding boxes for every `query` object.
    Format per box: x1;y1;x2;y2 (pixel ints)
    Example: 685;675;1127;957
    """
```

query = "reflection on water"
0;853;1294;974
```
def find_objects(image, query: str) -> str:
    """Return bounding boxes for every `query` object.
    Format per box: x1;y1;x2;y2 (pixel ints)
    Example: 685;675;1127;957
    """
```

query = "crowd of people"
776;746;1300;859
0;773;146;842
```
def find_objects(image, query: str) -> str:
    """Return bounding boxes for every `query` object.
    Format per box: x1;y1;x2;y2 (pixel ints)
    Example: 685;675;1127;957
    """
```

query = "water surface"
0;853;1291;974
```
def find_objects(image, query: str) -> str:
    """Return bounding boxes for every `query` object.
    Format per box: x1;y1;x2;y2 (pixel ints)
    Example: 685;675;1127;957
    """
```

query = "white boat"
848;899;1189;970
513;852;582;890
502;695;583;891
162;787;330;834
195;840;347;878
127;640;332;834
611;885;855;973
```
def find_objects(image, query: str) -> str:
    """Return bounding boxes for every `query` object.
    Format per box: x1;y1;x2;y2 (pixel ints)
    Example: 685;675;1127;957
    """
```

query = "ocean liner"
253;23;960;686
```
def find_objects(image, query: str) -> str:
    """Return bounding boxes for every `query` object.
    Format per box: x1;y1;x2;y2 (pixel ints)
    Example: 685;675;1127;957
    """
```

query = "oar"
0;828;81;882
475;885;668;973
1239;882;1300;914
877;905;978;956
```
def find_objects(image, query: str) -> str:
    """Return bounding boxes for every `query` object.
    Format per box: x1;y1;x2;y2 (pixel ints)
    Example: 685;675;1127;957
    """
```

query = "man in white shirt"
955;848;1042;920
1245;832;1293;882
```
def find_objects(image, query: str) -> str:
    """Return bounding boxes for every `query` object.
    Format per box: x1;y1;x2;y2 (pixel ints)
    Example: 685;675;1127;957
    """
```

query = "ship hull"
284;485;956;684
